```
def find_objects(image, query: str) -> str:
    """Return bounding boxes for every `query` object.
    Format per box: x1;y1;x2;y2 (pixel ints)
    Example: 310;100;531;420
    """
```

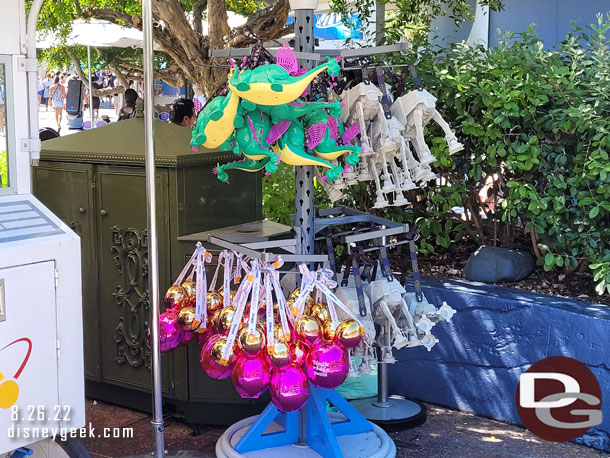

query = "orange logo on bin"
0;338;32;409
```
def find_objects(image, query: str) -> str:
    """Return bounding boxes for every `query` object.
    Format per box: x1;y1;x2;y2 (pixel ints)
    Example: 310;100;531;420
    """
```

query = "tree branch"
226;0;290;47
67;48;125;96
80;8;142;29
192;0;208;35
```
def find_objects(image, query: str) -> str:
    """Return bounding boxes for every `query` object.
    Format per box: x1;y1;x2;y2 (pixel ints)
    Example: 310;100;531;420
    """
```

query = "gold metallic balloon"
273;324;292;344
335;319;364;349
239;327;266;355
215;306;236;334
164;285;188;310
295;315;321;344
257;315;267;330
321;320;337;341
290;339;310;367
222;289;238;305
207;291;224;314
267;341;291;368
311;303;331;323
181;280;197;308
211;336;235;366
177;306;199;332
290;289;314;311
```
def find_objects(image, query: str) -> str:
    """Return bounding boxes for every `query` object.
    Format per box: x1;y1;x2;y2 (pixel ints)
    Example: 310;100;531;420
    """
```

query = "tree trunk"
81;0;291;97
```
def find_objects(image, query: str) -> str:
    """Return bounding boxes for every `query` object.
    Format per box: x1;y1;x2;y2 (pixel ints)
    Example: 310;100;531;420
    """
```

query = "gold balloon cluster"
166;282;364;370
287;289;364;350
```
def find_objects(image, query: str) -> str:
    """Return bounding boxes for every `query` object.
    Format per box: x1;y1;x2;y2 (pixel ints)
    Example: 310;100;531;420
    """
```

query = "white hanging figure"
340;82;385;182
391;89;464;164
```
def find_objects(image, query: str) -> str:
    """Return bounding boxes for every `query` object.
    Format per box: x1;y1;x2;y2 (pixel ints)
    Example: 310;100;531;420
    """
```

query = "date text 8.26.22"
11;405;71;423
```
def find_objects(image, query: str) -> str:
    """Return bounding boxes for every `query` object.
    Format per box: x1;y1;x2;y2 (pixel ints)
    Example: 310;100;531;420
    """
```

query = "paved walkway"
79;399;606;458
38;102;117;137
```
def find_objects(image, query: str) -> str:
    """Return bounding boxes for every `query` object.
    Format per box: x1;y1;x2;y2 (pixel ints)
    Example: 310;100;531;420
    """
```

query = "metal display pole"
293;9;316;264
293;7;316;442
142;0;165;456
87;46;94;128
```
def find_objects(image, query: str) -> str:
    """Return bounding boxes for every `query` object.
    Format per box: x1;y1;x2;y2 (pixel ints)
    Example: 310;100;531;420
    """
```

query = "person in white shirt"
37;76;44;105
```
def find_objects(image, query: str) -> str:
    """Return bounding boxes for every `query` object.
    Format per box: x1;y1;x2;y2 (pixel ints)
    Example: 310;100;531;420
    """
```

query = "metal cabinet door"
95;165;171;395
32;162;101;382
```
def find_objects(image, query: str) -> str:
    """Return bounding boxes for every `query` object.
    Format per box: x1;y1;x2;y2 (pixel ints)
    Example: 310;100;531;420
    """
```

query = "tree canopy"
30;0;502;96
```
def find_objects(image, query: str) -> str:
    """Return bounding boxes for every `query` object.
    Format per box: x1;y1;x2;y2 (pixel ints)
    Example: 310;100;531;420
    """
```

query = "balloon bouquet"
156;248;365;413
189;45;362;183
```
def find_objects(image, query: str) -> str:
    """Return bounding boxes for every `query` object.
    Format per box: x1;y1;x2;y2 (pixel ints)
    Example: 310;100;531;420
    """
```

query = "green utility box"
33;119;265;423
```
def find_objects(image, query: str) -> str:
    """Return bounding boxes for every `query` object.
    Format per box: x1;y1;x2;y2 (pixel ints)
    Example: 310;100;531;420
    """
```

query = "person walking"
42;73;53;110
49;76;66;129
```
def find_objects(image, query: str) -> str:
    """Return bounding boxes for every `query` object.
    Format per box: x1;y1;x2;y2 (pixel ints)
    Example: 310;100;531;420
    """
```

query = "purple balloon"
231;353;271;398
305;339;349;389
270;365;310;412
159;310;183;353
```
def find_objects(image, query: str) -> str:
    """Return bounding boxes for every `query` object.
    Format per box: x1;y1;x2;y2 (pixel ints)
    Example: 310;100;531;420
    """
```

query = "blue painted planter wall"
389;276;610;452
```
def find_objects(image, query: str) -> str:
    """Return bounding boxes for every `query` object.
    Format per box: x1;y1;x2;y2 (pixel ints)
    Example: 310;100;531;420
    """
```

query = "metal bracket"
17;58;38;72
339;42;409;59
208;235;328;264
345;224;409;244
210;47;320;61
20;138;41;154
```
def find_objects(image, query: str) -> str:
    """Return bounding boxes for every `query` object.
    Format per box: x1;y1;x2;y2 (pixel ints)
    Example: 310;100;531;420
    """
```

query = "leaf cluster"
393;16;609;295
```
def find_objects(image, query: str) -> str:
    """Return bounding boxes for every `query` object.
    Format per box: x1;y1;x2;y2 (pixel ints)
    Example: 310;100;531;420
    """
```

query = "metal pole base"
350;395;427;432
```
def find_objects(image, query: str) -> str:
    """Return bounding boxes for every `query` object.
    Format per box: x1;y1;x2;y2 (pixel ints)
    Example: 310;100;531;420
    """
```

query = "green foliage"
388;15;609;294
262;164;332;225
0;150;8;188
262;164;295;226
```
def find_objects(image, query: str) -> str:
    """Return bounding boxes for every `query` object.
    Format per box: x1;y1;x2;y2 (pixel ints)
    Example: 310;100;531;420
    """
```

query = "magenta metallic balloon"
270;365;310;412
159;310;183;353
179;330;195;346
305;339;349;389
231;353;271;398
200;334;233;379
198;327;214;347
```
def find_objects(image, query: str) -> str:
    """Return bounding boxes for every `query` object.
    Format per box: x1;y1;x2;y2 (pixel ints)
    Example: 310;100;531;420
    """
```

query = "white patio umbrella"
37;19;163;127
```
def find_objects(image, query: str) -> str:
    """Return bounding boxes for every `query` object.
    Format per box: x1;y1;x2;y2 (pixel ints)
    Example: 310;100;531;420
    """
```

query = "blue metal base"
235;385;373;457
10;448;33;458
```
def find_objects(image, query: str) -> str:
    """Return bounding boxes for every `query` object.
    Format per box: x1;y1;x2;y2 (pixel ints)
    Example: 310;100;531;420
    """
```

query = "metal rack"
201;13;416;458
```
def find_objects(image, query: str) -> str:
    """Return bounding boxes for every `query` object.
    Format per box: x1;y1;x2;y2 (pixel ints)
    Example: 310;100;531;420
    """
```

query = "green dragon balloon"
189;52;361;183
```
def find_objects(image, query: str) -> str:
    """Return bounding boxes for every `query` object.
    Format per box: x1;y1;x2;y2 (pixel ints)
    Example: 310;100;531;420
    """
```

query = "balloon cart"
0;2;87;457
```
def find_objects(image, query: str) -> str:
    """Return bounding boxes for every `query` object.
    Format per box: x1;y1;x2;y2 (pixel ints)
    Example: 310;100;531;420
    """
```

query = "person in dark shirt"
91;78;102;122
118;88;138;121
169;98;196;128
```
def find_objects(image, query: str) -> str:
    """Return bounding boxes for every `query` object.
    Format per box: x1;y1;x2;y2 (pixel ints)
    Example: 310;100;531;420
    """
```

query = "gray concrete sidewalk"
390;404;606;457
80;399;606;458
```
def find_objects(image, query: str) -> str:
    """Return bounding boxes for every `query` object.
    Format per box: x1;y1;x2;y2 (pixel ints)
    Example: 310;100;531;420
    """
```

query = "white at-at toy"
341;82;384;155
367;276;456;353
318;84;462;209
391;89;464;163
